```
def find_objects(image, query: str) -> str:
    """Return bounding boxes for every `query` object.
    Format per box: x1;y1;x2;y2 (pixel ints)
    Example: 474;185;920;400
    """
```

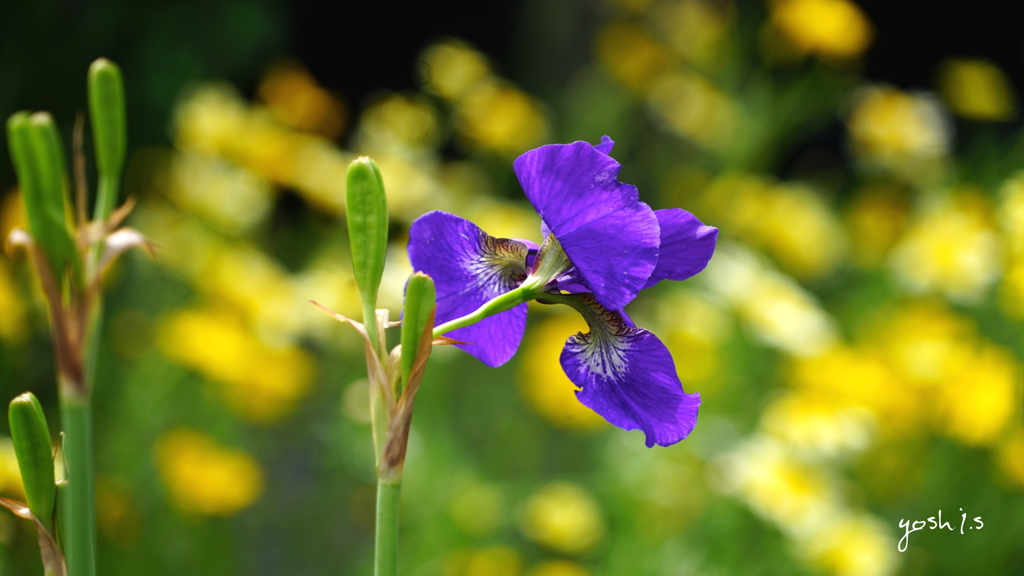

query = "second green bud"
8;393;56;529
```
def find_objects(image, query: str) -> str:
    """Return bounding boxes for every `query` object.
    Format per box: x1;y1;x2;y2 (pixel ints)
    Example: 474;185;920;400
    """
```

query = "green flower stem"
431;235;569;338
374;479;401;576
94;175;119;223
363;301;379;355
432;284;541;338
59;391;96;576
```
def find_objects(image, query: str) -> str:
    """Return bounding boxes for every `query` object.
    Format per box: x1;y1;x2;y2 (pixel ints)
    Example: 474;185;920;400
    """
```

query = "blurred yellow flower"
647;70;737;149
0;439;24;500
718;436;841;535
258;61;347;138
155;428;263;516
704;243;838;356
770;0;873;60
444;546;522;576
938;58;1016;122
166;152;275;233
789;345;920;433
0;259;27;343
997;171;1024;257
526;560;591;576
174;83;249;158
157;307;314;423
520;482;605;554
594;22;669;92
868;301;975;387
364;151;443;222
457;81;550;156
173;84;353;214
998;262;1024;319
652;290;730;386
761;391;875;457
356;93;440;152
798;513;898;576
995;427;1024;489
844;184;910;267
463;201;542;245
651;0;732;69
200;245;304;341
519;313;608;431
934;345;1018;446
847;86;950;180
889;194;1002;303
706;175;847;277
421;40;493;102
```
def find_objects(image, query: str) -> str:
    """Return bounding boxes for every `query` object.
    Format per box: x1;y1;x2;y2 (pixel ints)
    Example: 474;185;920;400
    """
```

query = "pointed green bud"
9;393;56;529
346;156;389;351
7;112;77;281
400;272;436;395
88;58;126;220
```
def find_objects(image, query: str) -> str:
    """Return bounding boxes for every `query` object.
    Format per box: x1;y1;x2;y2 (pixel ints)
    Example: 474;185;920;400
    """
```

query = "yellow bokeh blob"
520;482;605;555
420;40;493;102
798;513;898;576
443;546;522;576
518;313;608;431
771;0;873;60
847;86;950;180
934;345;1019;446
526;560;591;576
594;22;669;92
0;439;25;500
155;428;264;516
258;61;348;138
995;427;1024;489
457;81;550;157
844;184;910;267
939;58;1016;122
889;194;1001;303
157;307;314;423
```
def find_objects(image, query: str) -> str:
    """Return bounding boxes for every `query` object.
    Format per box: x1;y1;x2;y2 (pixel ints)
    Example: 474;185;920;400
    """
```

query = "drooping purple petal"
558;293;700;447
407;210;529;367
643;209;719;289
514;140;660;311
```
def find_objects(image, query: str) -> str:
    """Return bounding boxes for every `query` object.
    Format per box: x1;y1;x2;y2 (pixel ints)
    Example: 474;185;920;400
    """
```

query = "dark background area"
3;0;1024;188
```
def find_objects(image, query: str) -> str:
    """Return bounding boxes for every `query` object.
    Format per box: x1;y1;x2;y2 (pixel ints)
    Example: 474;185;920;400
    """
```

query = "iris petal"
407;211;529;367
557;293;700;447
514;139;660;310
643;209;719;289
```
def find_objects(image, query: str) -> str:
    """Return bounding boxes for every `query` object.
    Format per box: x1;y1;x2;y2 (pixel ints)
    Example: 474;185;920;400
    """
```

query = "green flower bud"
88;58;126;220
6;112;77;281
400;272;436;395
345;156;389;350
8;393;56;529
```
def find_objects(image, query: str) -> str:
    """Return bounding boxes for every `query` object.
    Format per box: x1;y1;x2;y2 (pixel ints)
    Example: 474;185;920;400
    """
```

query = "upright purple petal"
557;293;700;447
643;209;719;289
594;135;615;156
514;140;660;310
407;211;529;367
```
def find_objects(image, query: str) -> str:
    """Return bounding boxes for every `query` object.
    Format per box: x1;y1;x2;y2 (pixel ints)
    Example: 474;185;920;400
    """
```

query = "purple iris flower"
407;137;717;447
